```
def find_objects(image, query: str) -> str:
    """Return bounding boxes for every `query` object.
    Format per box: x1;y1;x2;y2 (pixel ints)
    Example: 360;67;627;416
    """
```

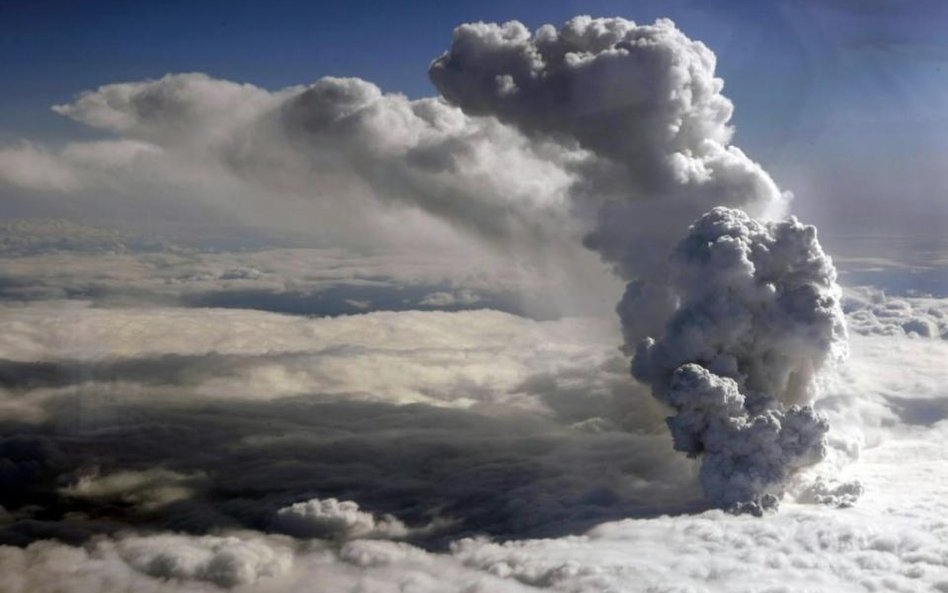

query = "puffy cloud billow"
272;498;411;541
428;16;779;207
629;208;848;510
431;18;847;509
844;288;948;339
430;17;788;339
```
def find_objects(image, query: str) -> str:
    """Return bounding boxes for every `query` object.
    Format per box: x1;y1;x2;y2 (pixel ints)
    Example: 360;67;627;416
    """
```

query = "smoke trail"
432;17;850;509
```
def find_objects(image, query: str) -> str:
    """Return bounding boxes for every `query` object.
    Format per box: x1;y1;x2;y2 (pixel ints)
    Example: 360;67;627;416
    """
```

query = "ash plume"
431;17;850;509
632;208;847;511
429;16;788;342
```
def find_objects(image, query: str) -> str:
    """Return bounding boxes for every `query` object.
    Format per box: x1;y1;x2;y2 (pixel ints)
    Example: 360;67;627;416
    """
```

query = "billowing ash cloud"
631;208;848;510
431;19;848;510
430;18;786;319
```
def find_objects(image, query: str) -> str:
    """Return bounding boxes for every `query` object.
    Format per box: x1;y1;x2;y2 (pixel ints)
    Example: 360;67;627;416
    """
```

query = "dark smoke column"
431;17;848;511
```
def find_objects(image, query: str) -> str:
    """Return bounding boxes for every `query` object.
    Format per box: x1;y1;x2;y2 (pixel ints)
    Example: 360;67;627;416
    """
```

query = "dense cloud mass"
430;16;788;341
428;16;784;216
631;208;847;510
272;498;411;541
1;17;794;353
430;17;848;509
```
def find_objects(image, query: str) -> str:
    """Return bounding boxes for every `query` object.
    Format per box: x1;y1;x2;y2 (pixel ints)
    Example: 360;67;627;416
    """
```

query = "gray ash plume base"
630;207;848;513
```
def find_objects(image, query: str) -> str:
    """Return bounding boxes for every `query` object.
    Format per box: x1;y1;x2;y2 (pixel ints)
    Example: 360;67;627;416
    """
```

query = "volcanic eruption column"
431;17;848;510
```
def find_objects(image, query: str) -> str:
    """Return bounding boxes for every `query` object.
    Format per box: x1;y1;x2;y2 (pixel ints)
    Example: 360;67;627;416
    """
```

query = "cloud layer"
0;287;945;592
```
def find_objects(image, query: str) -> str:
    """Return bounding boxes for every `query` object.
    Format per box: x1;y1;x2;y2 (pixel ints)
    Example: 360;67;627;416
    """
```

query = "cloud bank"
3;72;579;255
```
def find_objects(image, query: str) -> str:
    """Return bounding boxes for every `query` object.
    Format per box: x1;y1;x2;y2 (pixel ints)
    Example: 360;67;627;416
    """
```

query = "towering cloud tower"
432;16;848;510
632;207;847;511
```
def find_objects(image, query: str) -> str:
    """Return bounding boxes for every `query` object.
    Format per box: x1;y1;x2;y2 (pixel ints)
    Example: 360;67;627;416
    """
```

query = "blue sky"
1;0;947;233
